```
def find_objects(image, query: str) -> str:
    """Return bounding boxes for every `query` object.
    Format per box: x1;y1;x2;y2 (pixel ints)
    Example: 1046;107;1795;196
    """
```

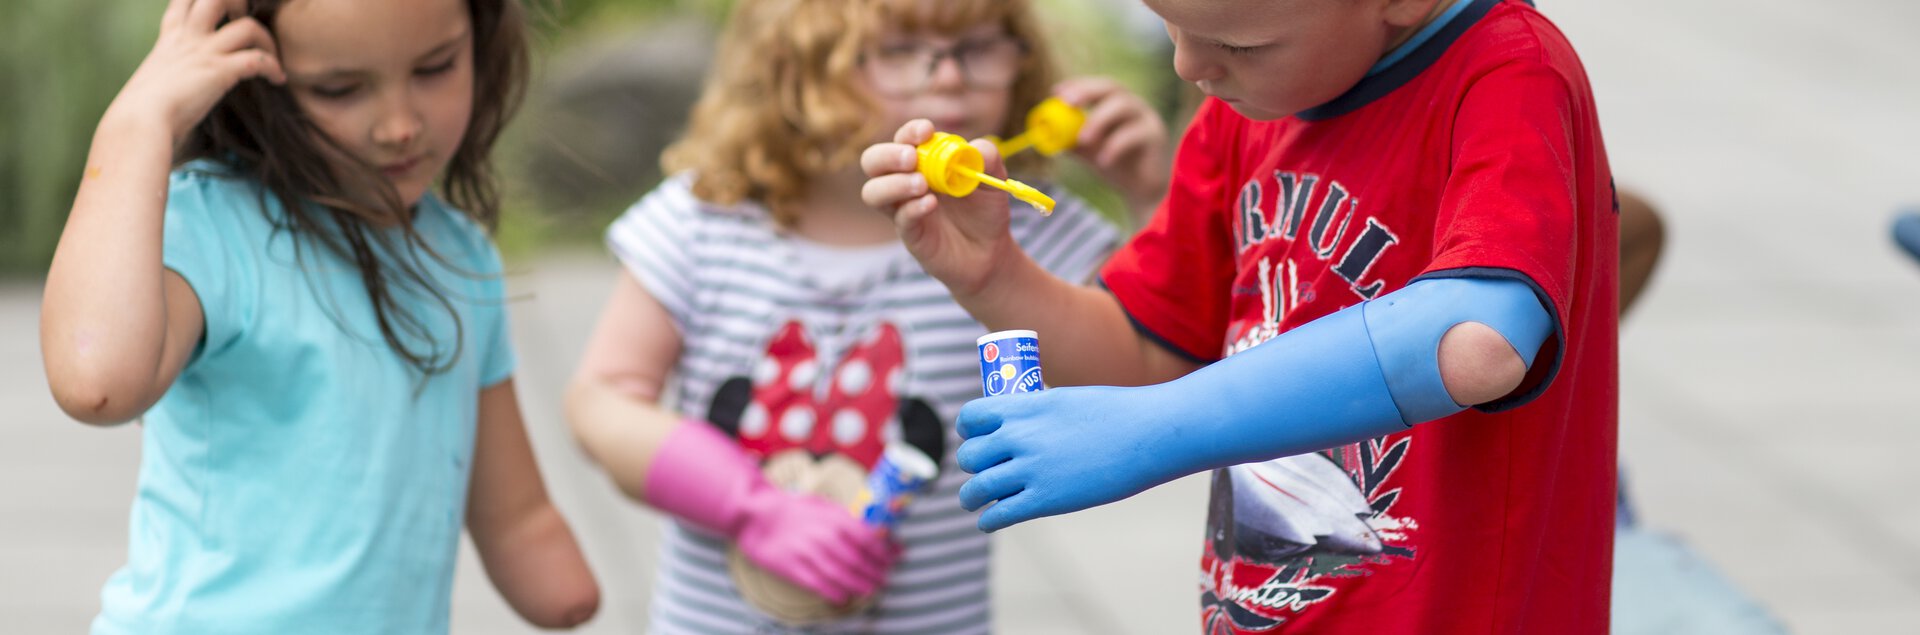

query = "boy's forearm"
952;250;1199;387
40;111;181;423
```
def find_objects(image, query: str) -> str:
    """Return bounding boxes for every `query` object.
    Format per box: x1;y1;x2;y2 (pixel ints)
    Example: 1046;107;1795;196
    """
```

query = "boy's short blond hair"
663;0;1059;226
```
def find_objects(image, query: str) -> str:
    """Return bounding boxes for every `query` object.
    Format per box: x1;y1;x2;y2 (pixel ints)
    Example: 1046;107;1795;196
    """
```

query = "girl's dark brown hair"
180;0;529;377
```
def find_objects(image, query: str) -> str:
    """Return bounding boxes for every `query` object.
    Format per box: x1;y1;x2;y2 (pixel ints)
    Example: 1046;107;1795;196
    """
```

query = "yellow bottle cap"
1025;97;1086;156
917;132;984;198
993;97;1087;158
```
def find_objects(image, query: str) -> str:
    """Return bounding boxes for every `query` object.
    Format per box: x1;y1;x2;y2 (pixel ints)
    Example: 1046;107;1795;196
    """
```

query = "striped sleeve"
1016;188;1120;284
606;176;704;333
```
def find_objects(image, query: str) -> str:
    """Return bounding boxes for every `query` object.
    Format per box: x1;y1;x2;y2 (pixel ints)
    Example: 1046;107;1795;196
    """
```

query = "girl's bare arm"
467;379;601;629
563;271;686;500
40;0;282;424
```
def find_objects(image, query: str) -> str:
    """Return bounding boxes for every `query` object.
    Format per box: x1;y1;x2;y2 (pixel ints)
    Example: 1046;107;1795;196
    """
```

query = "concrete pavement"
9;0;1920;631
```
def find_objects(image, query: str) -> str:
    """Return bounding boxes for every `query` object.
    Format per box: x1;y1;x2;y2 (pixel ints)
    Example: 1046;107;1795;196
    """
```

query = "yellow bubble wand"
917;132;1055;215
912;99;1090;215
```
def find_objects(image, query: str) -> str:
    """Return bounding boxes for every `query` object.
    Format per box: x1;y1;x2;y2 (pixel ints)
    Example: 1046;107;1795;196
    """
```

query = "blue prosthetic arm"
954;275;1554;532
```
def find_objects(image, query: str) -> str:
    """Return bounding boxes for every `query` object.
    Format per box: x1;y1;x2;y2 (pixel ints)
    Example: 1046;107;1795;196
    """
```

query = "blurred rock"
516;18;716;223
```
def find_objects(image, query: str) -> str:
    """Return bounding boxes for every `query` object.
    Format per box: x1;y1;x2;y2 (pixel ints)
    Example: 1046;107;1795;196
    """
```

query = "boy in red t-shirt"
862;0;1615;631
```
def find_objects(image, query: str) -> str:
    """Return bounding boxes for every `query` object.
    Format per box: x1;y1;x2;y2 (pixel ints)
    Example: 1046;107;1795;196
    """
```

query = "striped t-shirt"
608;175;1117;634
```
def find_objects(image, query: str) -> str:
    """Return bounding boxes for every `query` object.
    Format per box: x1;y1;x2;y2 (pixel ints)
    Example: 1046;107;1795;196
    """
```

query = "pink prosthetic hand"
644;419;897;603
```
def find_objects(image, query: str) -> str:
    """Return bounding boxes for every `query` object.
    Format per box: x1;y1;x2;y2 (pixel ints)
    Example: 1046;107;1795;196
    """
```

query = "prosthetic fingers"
953;275;1553;532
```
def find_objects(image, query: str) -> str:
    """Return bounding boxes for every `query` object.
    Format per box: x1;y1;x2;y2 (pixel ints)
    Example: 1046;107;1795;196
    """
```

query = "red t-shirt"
1100;1;1618;632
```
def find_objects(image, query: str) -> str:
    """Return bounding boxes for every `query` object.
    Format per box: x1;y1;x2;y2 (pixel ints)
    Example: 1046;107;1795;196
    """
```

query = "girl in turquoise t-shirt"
39;0;599;633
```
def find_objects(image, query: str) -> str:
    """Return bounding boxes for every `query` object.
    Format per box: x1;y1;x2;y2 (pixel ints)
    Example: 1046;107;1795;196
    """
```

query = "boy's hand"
861;119;1022;299
112;0;286;146
1056;77;1170;213
953;385;1191;532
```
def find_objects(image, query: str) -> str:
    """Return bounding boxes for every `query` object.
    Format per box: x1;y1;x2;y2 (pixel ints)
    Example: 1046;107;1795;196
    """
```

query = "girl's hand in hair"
114;0;286;147
42;0;283;426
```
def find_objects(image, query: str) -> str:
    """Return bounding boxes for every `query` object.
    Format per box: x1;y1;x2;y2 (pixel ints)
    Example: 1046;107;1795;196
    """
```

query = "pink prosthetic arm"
643;419;896;603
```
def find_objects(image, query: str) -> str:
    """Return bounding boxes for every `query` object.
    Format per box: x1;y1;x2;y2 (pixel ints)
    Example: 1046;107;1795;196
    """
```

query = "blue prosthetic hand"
954;276;1553;532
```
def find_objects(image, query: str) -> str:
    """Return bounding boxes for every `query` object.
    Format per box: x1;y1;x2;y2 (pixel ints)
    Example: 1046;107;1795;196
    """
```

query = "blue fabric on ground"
1612;526;1789;634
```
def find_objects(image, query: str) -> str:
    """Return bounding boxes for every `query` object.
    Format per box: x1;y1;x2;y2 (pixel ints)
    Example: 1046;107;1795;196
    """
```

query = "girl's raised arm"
40;0;283;424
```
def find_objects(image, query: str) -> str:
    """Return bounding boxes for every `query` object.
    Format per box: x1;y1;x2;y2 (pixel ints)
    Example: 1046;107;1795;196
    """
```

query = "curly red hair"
662;0;1059;226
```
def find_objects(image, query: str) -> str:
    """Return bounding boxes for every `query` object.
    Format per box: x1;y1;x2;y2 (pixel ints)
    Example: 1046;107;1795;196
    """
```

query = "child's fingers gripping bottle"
729;442;937;625
991;97;1087;159
917;131;1056;215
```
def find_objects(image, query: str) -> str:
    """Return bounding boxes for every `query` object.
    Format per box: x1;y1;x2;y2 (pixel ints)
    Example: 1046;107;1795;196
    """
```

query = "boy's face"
860;22;1019;143
278;0;477;208
1146;0;1430;120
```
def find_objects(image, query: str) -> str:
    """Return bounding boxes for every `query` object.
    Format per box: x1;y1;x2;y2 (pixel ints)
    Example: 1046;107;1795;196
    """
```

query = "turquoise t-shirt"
93;160;516;635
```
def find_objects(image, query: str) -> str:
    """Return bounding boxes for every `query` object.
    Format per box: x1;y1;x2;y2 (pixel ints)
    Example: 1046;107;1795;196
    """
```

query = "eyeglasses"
861;36;1028;95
